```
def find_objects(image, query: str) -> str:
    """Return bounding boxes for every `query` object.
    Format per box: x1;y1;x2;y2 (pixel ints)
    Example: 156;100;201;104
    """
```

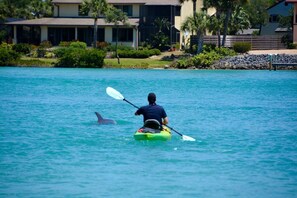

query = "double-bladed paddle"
106;86;196;141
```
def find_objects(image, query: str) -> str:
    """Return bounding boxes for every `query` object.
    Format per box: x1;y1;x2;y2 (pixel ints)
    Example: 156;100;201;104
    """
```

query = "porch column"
13;26;17;44
134;27;138;49
105;27;112;43
40;26;48;42
75;27;78;40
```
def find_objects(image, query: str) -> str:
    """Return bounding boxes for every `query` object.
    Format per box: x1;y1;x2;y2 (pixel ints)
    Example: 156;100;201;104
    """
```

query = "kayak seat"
143;119;161;130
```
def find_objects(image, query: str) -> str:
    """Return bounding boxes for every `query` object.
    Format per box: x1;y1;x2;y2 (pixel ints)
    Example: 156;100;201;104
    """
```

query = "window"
79;5;88;16
112;28;133;42
269;14;279;23
114;5;133;16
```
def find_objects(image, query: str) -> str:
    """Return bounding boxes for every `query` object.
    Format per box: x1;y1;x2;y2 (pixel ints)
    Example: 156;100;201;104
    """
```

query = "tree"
243;0;270;35
228;6;250;35
181;12;209;54
29;0;53;19
151;18;170;51
204;0;249;46
105;5;129;64
207;13;225;48
81;0;108;48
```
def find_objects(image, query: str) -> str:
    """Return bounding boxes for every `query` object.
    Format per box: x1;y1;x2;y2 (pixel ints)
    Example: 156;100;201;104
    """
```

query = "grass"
17;56;173;68
17;57;57;67
104;58;172;69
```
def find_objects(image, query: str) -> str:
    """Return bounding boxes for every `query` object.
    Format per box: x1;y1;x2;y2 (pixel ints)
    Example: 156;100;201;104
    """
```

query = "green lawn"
18;57;173;68
18;57;57;67
104;58;172;68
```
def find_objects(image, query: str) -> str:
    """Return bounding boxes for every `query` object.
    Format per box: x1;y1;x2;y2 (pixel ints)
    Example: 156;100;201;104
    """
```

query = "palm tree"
81;0;108;48
154;18;170;33
181;12;209;54
204;0;249;46
228;6;250;35
208;13;224;48
105;5;129;64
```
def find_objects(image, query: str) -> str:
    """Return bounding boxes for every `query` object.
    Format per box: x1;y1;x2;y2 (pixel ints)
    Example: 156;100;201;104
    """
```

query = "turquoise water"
0;67;297;197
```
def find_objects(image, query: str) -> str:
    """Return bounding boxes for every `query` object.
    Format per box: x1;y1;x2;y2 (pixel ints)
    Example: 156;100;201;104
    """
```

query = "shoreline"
2;49;297;70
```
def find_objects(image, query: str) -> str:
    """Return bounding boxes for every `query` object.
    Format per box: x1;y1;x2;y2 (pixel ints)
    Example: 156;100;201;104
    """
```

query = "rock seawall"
211;54;297;70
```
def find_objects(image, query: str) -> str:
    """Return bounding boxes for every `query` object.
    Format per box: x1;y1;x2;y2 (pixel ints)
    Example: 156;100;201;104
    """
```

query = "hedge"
55;48;105;68
0;48;20;66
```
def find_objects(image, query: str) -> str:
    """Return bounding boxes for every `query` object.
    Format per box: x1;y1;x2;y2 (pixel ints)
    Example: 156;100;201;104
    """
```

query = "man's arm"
162;117;168;125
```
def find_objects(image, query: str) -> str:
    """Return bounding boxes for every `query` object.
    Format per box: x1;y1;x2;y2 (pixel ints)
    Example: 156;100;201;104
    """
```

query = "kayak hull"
134;126;171;141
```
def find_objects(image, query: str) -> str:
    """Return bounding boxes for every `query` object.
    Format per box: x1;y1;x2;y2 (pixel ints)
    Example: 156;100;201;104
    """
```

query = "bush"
193;51;222;67
116;49;161;58
40;40;52;48
55;48;105;68
287;43;297;49
175;58;194;69
215;47;237;56
0;42;13;50
37;47;46;58
59;41;71;47
106;45;133;52
70;41;87;49
203;43;216;52
12;43;32;54
79;50;105;68
233;42;251;53
96;42;109;49
0;48;20;66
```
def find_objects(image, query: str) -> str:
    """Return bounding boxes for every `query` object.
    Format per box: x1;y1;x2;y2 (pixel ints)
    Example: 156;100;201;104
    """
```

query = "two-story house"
286;0;297;43
260;0;293;36
6;0;184;48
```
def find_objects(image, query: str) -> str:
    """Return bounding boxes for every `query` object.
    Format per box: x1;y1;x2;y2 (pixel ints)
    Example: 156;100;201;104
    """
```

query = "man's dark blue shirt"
135;103;167;124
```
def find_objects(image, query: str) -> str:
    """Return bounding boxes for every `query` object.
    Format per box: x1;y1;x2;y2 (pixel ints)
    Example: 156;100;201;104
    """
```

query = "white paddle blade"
182;135;196;141
106;87;124;100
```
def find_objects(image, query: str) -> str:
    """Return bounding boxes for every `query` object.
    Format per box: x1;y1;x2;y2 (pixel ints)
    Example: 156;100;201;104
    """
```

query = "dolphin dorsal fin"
95;112;104;120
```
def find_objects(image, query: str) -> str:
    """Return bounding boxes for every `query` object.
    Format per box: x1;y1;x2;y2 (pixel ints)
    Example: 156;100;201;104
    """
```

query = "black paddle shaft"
123;98;140;109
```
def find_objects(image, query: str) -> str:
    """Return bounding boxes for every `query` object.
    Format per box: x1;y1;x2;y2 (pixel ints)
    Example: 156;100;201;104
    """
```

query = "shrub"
0;42;13;50
193;51;222;67
175;58;194;69
70;41;87;49
40;40;52;48
116;49;161;58
106;45;133;52
287;43;297;49
203;43;216;52
37;47;46;58
12;43;32;54
59;41;71;47
55;48;105;68
215;47;237;56
0;48;20;66
233;42;251;53
79;49;105;68
96;42;109;49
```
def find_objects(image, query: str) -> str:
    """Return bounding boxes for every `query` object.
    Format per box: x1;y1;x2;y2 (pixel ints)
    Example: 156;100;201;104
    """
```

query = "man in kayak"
135;93;168;127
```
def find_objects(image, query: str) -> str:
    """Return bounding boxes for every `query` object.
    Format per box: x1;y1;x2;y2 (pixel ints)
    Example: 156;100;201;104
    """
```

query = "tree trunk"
93;18;98;48
217;31;221;48
116;26;120;64
222;8;231;47
197;31;203;54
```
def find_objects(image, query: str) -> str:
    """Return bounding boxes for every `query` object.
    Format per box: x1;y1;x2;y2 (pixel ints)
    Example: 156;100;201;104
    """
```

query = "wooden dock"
269;54;297;71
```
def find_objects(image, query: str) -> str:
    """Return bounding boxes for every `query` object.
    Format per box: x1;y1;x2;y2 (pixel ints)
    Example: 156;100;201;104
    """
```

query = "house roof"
5;18;139;26
286;0;297;3
52;0;180;6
